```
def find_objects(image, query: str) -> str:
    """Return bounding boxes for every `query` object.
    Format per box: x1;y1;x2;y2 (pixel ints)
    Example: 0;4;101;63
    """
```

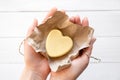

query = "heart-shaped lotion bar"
46;29;73;57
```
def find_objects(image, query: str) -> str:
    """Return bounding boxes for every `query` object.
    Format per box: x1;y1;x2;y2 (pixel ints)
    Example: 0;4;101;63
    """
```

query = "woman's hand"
20;8;59;80
20;7;96;80
50;11;96;80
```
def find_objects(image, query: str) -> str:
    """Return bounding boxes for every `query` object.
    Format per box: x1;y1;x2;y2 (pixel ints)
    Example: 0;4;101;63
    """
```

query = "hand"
21;18;50;80
20;8;63;80
20;7;96;80
20;8;58;80
49;9;96;80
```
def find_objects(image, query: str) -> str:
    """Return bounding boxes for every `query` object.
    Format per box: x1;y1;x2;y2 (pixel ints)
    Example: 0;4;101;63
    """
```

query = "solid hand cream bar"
46;29;73;57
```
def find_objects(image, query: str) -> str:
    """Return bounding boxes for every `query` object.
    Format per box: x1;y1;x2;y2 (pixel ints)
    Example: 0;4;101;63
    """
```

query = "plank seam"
0;9;120;13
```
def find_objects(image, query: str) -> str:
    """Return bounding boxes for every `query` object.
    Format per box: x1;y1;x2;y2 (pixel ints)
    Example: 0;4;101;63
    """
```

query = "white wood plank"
0;64;24;80
0;1;119;80
77;63;120;80
0;0;120;11
0;37;120;63
93;37;120;62
0;11;120;37
0;63;120;80
0;38;24;63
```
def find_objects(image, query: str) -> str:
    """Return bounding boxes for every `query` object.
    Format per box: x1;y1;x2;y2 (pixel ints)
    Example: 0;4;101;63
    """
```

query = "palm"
50;54;89;80
50;14;95;80
24;19;50;79
24;42;50;72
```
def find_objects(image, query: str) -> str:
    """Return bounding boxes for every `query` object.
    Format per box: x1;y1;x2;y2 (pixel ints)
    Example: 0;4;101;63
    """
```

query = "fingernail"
50;7;57;11
75;15;79;21
70;16;75;23
31;19;37;29
75;15;82;25
76;15;79;18
60;9;65;14
83;17;88;20
82;17;89;26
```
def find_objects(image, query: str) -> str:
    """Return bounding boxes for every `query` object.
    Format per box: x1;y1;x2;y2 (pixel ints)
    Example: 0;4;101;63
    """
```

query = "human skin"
20;7;96;80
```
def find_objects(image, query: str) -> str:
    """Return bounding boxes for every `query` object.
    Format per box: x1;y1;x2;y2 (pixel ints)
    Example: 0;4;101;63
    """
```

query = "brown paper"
27;11;94;72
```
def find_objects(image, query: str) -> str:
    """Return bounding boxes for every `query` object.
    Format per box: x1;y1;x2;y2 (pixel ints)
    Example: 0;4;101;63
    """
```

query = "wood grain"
0;0;120;80
0;11;120;37
0;0;120;11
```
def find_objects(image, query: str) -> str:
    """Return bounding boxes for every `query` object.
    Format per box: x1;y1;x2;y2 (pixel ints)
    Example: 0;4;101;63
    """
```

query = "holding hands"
20;8;96;80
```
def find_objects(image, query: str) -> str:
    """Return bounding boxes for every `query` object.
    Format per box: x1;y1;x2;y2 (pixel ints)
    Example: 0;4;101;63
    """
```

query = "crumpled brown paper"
27;11;94;72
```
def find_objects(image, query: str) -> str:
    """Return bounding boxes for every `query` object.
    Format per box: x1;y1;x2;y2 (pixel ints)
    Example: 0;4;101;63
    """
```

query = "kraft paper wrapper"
27;11;94;72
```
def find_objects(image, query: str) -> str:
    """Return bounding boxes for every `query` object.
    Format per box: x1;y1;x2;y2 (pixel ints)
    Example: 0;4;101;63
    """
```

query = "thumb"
26;19;38;37
84;38;96;57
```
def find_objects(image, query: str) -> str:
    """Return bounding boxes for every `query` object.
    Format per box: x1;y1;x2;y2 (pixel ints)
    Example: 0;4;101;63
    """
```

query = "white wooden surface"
0;0;120;80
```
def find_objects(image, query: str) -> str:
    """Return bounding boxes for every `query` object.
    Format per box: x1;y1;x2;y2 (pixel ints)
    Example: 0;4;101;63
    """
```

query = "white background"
0;0;120;80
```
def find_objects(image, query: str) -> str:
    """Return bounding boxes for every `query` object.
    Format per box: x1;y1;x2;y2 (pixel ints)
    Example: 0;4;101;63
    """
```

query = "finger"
74;15;82;25
24;39;44;64
72;40;95;66
60;9;65;14
25;19;38;56
26;19;38;37
69;16;75;23
70;52;90;77
84;46;93;57
89;37;96;46
83;38;96;57
43;7;57;23
82;17;89;26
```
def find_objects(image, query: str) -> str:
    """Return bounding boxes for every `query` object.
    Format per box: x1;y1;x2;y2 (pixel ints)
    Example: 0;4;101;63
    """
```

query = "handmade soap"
46;29;73;57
